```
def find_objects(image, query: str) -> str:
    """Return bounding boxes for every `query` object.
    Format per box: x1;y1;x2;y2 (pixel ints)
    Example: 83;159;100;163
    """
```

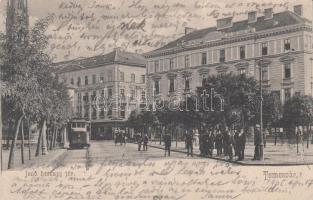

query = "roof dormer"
248;11;257;23
216;17;233;30
264;8;273;20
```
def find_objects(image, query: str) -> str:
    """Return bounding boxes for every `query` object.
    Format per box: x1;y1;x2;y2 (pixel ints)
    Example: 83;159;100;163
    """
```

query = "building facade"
145;5;313;104
55;49;146;139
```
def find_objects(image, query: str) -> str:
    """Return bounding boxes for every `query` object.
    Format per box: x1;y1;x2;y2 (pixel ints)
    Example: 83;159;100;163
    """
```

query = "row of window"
77;89;146;103
154;78;191;95
76;105;126;120
153;62;292;94
65;73;145;86
150;39;292;73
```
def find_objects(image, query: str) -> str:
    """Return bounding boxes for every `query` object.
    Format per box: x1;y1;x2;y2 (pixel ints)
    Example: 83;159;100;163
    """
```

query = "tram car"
68;119;90;149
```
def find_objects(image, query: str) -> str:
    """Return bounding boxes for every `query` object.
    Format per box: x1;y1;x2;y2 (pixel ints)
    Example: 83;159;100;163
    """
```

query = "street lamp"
0;73;2;174
259;61;264;161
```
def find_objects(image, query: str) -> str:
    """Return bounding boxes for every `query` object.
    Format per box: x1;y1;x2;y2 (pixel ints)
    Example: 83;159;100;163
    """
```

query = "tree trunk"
35;120;44;157
6;121;13;150
160;126;163;145
307;126;309;149
175;128;178;148
27;119;31;160
42;120;48;155
49;127;54;150
21;120;25;164
52;128;57;148
8;115;23;169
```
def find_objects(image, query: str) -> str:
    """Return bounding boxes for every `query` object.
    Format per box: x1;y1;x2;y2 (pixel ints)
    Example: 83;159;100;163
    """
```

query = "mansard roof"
148;10;310;54
53;49;146;74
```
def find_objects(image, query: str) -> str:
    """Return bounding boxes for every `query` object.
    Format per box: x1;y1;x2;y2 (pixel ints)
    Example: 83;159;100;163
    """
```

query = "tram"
68;119;90;149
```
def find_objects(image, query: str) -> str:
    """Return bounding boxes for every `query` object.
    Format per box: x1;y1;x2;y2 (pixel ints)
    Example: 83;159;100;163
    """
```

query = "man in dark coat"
143;134;149;151
164;134;172;157
222;129;229;157
253;125;261;160
137;134;142;151
185;130;193;157
208;132;215;157
215;130;223;156
238;129;246;161
234;130;240;159
227;131;234;160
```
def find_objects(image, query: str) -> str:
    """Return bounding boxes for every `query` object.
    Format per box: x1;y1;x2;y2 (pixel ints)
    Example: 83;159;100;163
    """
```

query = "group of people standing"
131;125;267;161
199;127;246;161
114;129;126;145
137;134;149;151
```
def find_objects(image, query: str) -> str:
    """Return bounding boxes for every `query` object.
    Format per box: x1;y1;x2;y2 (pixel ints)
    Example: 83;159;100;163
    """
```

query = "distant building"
54;49;146;140
145;5;313;104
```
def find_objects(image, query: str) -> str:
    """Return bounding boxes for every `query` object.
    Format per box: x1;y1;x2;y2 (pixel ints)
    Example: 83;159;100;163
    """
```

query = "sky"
0;0;311;62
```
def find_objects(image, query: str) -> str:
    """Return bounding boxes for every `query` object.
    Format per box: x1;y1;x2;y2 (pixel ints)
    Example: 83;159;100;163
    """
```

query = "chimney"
185;27;197;35
294;5;303;16
264;8;273;20
248;11;257;23
216;17;233;30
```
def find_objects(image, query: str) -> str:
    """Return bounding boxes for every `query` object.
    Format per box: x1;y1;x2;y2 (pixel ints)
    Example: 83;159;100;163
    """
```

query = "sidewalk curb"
146;143;313;166
15;148;68;170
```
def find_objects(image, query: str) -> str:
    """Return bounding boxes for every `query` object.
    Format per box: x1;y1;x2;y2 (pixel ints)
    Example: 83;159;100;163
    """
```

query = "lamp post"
0;75;2;174
259;61;264;161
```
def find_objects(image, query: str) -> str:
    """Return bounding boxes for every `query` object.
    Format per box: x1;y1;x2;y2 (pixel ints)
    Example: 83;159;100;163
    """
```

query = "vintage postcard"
1;0;313;199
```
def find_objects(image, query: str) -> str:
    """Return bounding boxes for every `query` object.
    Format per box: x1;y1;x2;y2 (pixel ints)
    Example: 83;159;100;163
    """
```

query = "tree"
1;15;72;169
282;95;313;135
197;73;259;130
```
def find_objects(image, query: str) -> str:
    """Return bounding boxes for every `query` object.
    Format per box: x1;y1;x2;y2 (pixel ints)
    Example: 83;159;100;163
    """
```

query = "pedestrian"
234;130;240;159
114;130;118;146
137;134;142;151
215;130;223;156
238;129;246;161
185;130;193;157
119;129;123;145
143;134;149;151
228;130;234;160
201;130;209;157
123;130;127;146
164;134;172;157
208;131;215;157
253;124;261;160
263;129;267;148
222;129;229;157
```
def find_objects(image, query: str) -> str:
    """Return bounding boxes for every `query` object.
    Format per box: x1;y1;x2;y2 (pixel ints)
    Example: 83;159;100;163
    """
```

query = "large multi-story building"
55;49;146;139
144;5;313;104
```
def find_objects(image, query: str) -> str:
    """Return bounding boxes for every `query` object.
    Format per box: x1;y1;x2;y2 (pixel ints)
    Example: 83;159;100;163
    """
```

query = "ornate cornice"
180;70;192;78
151;74;162;80
216;65;229;73
256;58;271;67
279;55;295;63
145;24;311;59
166;72;177;79
234;62;249;70
198;67;210;75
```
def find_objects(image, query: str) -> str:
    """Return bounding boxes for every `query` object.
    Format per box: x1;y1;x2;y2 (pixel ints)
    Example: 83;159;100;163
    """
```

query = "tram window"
72;123;76;128
77;123;81;128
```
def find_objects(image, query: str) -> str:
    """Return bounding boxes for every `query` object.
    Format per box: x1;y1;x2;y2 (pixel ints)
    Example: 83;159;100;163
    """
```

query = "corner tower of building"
6;0;29;45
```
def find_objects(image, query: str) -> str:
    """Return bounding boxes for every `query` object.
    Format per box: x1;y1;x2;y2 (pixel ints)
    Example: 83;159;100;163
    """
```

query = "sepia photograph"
1;0;313;199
